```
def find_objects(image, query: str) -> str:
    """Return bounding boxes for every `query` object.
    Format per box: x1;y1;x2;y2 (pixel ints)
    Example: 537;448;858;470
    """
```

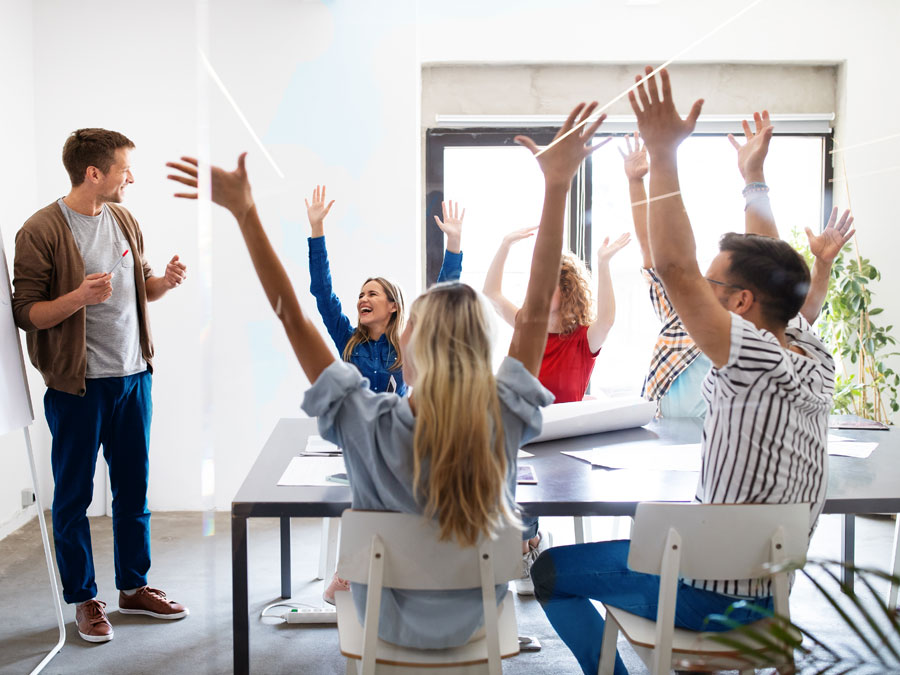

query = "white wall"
0;0;43;536
22;0;419;513
4;0;897;524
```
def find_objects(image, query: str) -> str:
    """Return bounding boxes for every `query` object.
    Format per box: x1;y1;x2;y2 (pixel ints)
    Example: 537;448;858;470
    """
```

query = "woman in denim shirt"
306;187;464;396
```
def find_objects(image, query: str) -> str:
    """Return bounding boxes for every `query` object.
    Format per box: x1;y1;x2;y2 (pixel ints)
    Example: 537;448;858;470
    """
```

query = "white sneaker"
515;530;552;595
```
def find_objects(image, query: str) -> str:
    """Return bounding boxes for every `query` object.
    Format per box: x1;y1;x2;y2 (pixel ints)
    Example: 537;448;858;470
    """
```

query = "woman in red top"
484;229;630;403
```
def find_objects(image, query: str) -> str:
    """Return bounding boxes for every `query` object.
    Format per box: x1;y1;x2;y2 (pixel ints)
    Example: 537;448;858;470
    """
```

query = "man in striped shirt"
622;124;852;420
531;70;848;675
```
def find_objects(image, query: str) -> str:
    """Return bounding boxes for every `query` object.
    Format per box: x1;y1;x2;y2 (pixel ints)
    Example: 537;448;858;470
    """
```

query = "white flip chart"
0;225;33;436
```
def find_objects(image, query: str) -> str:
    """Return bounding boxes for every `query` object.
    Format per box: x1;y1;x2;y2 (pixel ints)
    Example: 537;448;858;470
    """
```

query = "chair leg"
597;614;619;675
889;515;900;608
575;516;593;544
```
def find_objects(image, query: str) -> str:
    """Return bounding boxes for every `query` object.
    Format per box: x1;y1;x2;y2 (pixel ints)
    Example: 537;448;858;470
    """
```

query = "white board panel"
0;224;33;435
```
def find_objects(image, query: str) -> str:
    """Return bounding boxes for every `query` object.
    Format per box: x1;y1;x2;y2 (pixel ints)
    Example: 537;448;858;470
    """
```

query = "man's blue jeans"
531;539;773;675
44;371;153;604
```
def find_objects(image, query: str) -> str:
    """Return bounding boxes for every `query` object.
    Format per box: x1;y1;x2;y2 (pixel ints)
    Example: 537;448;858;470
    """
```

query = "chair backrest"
628;502;809;580
337;509;522;590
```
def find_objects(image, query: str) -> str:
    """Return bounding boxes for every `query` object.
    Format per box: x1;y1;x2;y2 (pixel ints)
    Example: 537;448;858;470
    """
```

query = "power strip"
282;606;338;624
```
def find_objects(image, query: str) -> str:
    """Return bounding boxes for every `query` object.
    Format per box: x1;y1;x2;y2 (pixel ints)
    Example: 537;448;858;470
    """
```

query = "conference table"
231;415;899;674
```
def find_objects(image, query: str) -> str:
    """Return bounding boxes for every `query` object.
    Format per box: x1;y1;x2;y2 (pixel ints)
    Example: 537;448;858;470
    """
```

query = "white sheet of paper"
562;443;702;472
517;449;534;458
828;441;878;459
528;398;656;444
277;456;347;486
304;435;340;454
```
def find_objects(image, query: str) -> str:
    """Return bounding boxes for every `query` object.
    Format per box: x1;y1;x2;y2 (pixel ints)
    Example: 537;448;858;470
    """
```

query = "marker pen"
109;249;129;275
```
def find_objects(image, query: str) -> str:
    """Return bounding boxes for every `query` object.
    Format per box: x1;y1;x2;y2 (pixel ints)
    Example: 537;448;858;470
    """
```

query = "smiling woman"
305;186;465;397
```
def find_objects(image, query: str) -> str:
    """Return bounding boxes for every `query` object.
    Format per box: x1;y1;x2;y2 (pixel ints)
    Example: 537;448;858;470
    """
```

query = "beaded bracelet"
742;181;769;198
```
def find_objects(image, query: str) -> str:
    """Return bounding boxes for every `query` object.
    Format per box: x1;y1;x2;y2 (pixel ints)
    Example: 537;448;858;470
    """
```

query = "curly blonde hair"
557;253;594;336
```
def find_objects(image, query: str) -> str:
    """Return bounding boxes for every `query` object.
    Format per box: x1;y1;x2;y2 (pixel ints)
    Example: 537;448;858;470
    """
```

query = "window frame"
425;126;834;283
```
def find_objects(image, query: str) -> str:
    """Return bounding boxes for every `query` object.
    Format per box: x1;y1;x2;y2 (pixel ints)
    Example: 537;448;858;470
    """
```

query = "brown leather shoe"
118;586;189;619
75;599;114;642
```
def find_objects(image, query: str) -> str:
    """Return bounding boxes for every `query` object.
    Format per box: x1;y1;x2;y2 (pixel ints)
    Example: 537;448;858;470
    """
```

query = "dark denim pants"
45;371;152;604
531;539;773;675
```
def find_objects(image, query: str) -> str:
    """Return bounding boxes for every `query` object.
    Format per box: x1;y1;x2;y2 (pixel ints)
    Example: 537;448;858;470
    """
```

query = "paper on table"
562;443;702;472
278;456;347;486
527;398;656;444
517;449;534;458
302;435;341;455
828;441;878;459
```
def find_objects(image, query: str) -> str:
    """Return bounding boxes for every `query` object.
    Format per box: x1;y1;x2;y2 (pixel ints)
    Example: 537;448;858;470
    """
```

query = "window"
426;124;831;395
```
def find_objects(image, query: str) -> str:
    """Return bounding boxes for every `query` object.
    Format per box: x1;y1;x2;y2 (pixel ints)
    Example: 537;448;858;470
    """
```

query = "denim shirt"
307;236;462;395
301;356;553;648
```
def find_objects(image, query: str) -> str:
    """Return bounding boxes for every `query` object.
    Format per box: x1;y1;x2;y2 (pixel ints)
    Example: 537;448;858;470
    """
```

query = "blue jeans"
531;540;773;675
522;514;539;541
44;371;153;604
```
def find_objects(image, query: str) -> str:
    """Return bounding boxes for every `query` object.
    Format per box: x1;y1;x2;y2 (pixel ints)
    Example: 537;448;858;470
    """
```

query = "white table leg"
317;517;340;580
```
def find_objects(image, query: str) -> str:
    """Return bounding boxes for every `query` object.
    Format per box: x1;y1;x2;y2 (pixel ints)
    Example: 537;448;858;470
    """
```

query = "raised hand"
728;111;774;183
305;185;334;238
596;232;631;264
502;226;539;247
162;254;187;290
628;67;703;156
78;272;112;305
515;102;610;186
805;208;855;264
166;153;254;219
433;200;465;253
619;133;648;181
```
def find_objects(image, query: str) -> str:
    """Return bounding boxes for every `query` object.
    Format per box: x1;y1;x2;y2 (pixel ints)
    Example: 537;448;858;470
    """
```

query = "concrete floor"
0;511;897;674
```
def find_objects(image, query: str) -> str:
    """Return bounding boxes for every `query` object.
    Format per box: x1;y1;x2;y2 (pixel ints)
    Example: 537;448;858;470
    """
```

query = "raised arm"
304;185;354;351
620;133;652;268
305;184;334;239
511;103;609;375
587;233;630;352
728;111;777;238
434;200;464;283
482;227;538;327
629;67;733;368
167;154;335;383
801;207;855;323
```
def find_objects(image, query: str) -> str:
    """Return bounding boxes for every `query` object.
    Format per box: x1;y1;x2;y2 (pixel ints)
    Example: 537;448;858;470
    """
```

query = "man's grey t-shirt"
58;198;146;378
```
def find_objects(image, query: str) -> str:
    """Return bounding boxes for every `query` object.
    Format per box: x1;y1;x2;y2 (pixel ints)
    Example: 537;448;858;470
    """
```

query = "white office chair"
334;509;522;675
598;502;809;675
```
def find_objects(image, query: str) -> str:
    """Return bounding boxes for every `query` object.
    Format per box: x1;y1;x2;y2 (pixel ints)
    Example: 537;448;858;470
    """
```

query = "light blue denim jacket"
307;235;462;396
301;356;552;648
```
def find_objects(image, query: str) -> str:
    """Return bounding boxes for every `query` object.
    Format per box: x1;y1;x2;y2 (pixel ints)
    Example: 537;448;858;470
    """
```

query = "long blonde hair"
409;283;519;546
557;253;594;336
342;277;405;370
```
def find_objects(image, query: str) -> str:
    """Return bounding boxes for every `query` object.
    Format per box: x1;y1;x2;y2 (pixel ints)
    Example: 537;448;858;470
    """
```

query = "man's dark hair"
719;232;810;326
62;128;135;187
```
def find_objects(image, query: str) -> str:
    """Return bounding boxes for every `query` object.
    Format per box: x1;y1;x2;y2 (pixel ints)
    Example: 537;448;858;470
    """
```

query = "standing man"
12;129;189;643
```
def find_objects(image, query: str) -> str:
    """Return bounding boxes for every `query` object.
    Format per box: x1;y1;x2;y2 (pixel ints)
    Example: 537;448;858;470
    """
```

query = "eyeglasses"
705;277;745;290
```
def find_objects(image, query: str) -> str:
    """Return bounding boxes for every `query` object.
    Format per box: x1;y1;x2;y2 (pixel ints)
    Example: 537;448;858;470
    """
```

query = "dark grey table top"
232;416;899;518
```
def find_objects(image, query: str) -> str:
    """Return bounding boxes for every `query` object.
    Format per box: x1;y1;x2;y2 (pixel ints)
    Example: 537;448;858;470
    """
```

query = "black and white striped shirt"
689;312;835;598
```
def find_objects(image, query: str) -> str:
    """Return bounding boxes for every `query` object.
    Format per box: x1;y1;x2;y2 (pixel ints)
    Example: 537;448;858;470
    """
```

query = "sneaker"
515;530;552;596
323;573;351;606
75;599;114;643
118;586;189;619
